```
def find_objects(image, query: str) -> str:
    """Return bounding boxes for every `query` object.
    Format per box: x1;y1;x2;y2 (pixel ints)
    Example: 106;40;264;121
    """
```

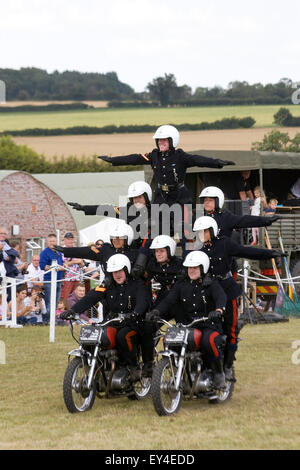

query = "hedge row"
0;116;255;137
0;102;92;112
108;97;292;108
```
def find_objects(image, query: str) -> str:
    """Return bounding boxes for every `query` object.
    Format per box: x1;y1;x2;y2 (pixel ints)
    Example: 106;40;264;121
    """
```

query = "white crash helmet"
150;235;177;257
109;223;134;246
127;181;152;204
153;125;180;148
199;186;225;210
193;216;219;239
183;251;210;274
106;254;131;274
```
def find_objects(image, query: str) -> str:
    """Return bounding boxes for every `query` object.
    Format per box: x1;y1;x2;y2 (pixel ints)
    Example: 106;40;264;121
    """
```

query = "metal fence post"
6;277;23;328
0;276;7;326
49;261;57;343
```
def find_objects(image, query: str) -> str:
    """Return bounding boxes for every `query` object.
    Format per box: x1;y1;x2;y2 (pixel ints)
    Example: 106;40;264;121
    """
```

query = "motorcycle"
151;318;235;416
62;314;152;413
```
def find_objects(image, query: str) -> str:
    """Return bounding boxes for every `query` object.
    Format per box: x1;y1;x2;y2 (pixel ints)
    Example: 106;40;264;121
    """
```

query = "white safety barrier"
0;262;103;342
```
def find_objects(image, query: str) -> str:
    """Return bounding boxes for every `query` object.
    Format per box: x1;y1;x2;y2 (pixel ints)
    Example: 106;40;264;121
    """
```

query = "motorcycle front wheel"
129;376;152;400
63;357;96;413
151;357;182;416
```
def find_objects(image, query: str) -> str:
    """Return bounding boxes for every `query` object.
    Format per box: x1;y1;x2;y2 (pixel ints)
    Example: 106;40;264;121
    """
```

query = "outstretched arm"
183;151;235;169
98;154;151;166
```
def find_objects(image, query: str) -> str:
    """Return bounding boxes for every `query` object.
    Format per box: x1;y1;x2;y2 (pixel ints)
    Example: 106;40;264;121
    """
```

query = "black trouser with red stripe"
100;326;140;366
223;298;239;368
199;327;225;364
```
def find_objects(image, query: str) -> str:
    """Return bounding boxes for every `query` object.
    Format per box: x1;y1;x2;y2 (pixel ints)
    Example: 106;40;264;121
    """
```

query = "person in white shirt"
25;255;44;293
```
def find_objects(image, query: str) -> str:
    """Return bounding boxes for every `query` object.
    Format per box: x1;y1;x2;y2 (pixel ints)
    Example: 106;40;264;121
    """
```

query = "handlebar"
156;317;208;328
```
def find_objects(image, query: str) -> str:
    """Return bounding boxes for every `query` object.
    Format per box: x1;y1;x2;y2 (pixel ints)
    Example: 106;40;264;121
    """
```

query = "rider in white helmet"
98;125;235;209
191;215;285;380
147;249;227;388
54;222;139;276
198;185;281;240
61;253;152;381
67;180;153;251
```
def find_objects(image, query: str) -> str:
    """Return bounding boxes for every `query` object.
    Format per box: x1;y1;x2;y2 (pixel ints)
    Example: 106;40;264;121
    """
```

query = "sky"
1;0;300;93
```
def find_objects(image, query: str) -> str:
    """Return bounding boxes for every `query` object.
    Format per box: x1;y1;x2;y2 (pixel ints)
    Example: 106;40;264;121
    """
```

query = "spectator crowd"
0;230;104;325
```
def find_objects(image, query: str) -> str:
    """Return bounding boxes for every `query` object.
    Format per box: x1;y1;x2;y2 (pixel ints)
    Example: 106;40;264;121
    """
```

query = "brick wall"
0;171;77;259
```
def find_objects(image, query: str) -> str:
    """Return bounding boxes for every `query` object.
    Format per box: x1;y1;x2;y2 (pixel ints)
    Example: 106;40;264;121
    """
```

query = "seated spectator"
67;283;90;322
263;198;278;216
7;285;32;325
24;254;44;293
60;232;85;300
56;298;69;326
10;241;29;280
24;286;46;325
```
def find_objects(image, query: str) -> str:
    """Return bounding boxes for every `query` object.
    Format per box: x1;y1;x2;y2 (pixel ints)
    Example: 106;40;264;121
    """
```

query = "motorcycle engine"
110;368;130;391
195;370;213;393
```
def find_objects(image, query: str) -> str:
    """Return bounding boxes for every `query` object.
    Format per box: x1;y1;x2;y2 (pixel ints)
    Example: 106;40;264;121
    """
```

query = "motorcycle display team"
59;125;283;415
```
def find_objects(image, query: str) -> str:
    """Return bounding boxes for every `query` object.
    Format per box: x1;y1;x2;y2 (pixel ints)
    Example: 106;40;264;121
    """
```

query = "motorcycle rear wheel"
63;357;96;413
209;367;235;404
151;357;182;416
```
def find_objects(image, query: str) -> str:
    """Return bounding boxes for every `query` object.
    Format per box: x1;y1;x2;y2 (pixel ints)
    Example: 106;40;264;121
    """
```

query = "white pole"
0;276;7;326
49;261;57;343
6;278;22;329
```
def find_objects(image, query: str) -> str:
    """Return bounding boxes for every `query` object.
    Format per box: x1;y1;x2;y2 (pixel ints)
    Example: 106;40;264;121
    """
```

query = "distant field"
13;127;300;158
1;100;108;108
1;105;300;132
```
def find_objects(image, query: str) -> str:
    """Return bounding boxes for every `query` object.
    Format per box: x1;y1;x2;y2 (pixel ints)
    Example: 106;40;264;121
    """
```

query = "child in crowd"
250;186;267;245
56;298;69;325
264;198;278;216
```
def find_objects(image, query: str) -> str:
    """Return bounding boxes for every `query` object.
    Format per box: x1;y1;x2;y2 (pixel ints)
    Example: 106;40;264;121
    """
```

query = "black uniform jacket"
200;236;277;300
57;243;138;274
205;209;276;238
145;255;182;303
71;278;151;323
155;277;227;325
109;149;225;205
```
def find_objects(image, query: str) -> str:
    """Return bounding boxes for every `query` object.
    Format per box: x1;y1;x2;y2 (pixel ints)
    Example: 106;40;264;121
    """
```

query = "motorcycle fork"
174;332;189;391
87;344;100;390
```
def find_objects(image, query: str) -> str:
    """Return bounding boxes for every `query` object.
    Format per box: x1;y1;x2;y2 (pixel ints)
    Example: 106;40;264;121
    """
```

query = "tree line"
0;68;298;106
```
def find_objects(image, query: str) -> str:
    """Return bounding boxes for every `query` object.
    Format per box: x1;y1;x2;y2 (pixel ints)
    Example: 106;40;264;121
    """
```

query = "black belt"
214;271;233;281
158;183;184;192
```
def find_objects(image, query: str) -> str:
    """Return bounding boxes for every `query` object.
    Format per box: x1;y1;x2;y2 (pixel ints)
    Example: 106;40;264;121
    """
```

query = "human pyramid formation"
58;125;283;388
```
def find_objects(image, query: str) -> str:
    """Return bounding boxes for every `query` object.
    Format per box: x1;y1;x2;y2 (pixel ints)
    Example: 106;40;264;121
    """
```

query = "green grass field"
0;318;299;450
1;105;300;132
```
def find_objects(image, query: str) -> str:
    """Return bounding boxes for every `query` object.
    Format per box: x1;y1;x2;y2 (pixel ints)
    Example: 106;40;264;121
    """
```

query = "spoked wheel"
151;357;182;416
63;357;96;413
209;367;235;404
131;376;152;400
